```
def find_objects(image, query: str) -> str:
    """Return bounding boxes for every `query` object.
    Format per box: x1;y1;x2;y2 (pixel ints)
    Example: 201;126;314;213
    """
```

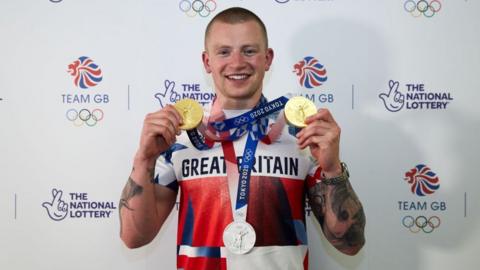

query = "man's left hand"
296;108;342;177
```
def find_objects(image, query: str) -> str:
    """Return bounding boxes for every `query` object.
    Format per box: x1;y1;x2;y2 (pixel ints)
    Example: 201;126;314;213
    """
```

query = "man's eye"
244;49;257;56
217;50;230;56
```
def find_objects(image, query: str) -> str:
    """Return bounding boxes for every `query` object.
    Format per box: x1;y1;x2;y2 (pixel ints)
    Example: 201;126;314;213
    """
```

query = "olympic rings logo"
66;108;104;127
179;0;217;18
244;149;253;162
404;0;442;18
402;215;441;233
234;116;249;126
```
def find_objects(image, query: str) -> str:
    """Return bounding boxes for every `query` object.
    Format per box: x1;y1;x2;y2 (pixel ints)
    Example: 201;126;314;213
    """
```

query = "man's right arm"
119;105;183;248
119;160;177;248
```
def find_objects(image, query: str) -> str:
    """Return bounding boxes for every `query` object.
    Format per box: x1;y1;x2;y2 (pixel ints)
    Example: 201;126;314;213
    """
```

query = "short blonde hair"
204;7;269;49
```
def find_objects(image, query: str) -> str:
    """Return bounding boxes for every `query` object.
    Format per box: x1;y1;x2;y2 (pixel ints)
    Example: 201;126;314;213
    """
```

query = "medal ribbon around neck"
186;95;290;213
186;95;291;150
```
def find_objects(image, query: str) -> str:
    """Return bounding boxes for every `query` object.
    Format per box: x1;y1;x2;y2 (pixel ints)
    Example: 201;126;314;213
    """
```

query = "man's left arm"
297;108;366;255
307;169;365;255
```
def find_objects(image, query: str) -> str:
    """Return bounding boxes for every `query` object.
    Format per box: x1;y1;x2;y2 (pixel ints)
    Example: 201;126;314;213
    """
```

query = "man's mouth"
226;74;250;80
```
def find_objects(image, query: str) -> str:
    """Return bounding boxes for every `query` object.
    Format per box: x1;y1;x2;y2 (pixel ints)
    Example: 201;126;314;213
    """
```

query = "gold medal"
284;96;317;128
174;98;203;130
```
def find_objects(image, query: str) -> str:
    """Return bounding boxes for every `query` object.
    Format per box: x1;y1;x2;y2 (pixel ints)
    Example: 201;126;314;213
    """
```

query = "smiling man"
202;16;273;110
119;7;365;270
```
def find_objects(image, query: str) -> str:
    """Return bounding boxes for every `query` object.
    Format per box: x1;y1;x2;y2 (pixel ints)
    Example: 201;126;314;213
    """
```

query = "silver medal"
222;221;256;255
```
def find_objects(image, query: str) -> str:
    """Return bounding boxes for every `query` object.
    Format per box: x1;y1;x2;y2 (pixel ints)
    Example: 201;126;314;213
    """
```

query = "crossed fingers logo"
379;80;405;112
42;189;68;221
155;80;181;108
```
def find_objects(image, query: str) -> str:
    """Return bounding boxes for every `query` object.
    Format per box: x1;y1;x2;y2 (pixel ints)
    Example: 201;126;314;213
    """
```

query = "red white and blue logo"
399;164;446;233
67;56;103;89
404;164;440;196
293;56;327;89
61;56;109;127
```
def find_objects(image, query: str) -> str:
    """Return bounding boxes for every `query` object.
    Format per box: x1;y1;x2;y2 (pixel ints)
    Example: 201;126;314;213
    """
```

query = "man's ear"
265;48;274;71
202;51;212;73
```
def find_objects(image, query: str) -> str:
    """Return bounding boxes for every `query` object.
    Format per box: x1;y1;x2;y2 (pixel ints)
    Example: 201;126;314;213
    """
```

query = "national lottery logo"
66;108;104;127
293;56;327;89
404;164;440;196
67;56;103;89
179;0;217;18
379;80;453;111
155;79;215;108
42;188;116;221
402;215;441;233
404;0;442;18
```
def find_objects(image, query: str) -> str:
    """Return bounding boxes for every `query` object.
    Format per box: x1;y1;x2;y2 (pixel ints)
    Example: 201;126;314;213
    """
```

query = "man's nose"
229;51;247;68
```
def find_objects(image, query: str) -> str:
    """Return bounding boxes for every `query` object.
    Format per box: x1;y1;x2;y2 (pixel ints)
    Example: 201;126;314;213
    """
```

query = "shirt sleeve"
153;153;179;192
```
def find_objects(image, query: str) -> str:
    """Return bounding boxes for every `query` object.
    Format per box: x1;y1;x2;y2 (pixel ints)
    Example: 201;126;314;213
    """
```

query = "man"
120;7;365;270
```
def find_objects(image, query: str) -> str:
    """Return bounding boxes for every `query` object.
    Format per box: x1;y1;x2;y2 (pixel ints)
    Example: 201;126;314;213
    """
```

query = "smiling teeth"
228;74;248;80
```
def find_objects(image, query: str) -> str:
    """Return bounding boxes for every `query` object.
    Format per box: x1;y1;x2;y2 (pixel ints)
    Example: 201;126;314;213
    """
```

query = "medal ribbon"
222;129;259;221
185;95;291;223
186;95;290;150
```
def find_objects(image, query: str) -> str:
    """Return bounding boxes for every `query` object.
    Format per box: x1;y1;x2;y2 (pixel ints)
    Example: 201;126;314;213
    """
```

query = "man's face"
202;20;274;109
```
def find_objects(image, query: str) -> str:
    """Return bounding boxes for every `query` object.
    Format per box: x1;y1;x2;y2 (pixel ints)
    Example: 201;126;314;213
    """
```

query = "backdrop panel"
1;1;478;270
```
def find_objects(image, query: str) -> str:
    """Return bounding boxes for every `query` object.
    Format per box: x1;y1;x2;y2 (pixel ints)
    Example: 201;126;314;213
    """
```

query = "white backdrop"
1;1;479;270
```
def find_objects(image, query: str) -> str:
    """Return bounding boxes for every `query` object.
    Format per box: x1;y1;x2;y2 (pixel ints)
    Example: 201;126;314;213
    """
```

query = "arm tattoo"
120;176;144;212
308;182;327;224
308;180;366;253
119;167;152;236
146;166;155;182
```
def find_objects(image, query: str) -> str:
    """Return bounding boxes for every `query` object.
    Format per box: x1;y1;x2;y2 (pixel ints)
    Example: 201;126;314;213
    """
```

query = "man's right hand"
135;105;183;164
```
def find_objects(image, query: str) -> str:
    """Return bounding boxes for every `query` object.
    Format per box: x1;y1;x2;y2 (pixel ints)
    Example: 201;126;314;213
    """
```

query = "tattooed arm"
119;161;177;248
308;177;365;255
297;108;365;255
120;105;182;248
